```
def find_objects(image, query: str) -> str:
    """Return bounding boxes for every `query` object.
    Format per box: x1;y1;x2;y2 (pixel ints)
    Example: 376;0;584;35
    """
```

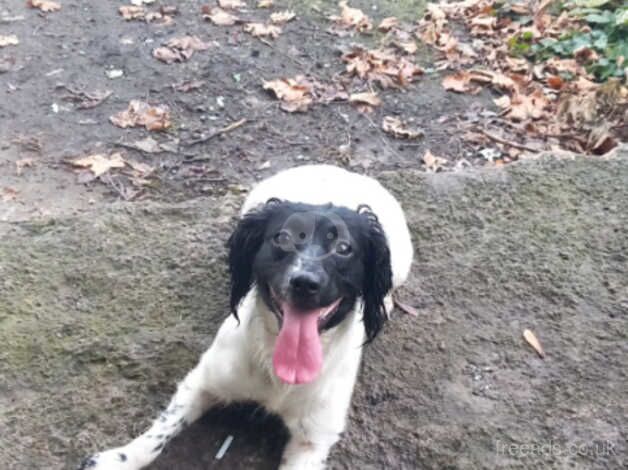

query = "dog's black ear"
359;207;393;343
227;202;280;318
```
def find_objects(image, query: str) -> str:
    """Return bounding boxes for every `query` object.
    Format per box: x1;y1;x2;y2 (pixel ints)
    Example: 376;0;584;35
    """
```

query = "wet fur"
79;165;412;470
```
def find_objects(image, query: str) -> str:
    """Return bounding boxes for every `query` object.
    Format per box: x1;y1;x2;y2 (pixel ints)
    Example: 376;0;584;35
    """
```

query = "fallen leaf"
173;79;206;92
508;90;549;121
546;75;563;90
2;187;18;202
244;22;282;38
395;40;418;54
378;17;398;32
330;1;372;32
131;136;162;153
27;0;61;13
523;329;545;358
342;47;423;88
587;124;618;156
218;0;245;8
61;88;112;109
119;5;146;20
422;150;447;172
263;76;313;112
493;95;511;109
127;159;155;176
442;71;481;94
349;91;381;107
110;100;172;131
153;35;212;63
15;158;34;175
257;0;273;7
202;6;239;25
0;35;19;47
71;153;126;177
382;116;423;139
270;10;296;24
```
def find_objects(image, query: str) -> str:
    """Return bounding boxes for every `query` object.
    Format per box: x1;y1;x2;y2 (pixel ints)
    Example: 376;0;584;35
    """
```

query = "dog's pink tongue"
273;304;323;385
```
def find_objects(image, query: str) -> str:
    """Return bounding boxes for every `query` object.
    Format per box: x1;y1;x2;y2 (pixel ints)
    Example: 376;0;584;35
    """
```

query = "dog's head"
227;200;392;385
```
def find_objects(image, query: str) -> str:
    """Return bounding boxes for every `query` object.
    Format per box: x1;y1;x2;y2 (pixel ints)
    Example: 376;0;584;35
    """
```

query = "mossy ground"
1;155;626;469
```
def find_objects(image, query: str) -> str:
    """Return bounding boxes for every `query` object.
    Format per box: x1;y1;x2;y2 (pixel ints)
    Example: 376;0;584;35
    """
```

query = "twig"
393;295;419;317
477;128;539;153
185;118;248;147
257;37;306;68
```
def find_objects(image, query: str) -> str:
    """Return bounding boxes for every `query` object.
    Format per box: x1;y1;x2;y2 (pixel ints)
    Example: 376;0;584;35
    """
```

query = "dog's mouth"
269;288;342;385
269;290;342;331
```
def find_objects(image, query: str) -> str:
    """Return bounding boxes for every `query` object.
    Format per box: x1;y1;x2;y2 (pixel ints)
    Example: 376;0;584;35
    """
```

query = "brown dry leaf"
154;35;212;63
378;17;399;32
71;153;126;177
270;10;296;24
349;91;381;107
244;23;282;39
173;79;206;92
218;0;245;8
422;150;447;172
505;56;528;72
127;159;155;176
153;47;181;63
587;124;618;156
442;71;481;94
523;329;545;358
27;0;61;13
257;0;273;7
508;89;549;121
15;158;34;176
131;136;162;153
546;75;563;90
202;6;239;25
470;15;496;30
0;35;19;47
119;5;146;20
263;77;313;112
342;47;423;89
393;40;417;55
330;1;372;32
110;100;172;131
493;95;511;109
382;116;423;139
2;187;18;202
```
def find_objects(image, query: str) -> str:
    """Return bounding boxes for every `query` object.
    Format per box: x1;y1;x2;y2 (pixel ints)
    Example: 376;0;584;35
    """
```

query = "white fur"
81;165;413;470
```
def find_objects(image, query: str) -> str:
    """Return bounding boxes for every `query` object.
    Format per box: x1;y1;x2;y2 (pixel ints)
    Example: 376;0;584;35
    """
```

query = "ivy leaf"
585;13;613;24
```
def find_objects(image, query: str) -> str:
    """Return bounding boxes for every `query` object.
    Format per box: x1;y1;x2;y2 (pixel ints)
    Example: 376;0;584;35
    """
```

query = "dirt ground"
2;156;627;470
1;1;627;470
1;0;486;223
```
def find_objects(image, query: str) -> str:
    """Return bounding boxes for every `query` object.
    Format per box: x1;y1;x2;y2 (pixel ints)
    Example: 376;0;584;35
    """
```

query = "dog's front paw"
78;448;133;470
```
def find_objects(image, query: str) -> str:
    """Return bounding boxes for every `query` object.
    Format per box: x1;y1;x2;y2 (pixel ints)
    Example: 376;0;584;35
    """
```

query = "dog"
79;164;413;470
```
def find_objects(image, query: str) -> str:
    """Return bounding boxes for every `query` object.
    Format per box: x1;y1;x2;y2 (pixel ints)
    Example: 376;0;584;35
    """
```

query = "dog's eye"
336;241;352;256
273;230;292;246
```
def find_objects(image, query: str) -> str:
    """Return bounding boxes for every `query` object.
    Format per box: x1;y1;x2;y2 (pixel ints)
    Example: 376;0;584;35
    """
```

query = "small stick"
215;435;234;460
185;118;247;147
393;296;419;317
477;128;539;153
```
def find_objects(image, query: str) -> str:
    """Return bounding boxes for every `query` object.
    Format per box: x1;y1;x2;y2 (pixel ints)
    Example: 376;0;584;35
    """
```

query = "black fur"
358;210;393;342
227;201;392;341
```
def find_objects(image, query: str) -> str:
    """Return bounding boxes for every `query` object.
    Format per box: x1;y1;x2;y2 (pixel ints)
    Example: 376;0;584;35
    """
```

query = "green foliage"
508;0;627;81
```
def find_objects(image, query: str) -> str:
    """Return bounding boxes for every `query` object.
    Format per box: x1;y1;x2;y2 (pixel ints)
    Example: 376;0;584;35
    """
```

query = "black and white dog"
80;165;413;469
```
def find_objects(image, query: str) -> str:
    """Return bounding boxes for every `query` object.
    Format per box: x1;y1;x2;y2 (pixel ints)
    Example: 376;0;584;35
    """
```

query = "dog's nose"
290;271;321;295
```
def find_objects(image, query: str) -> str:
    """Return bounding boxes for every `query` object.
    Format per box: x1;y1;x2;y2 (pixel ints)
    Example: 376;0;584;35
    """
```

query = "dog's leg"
279;408;348;470
78;359;215;470
278;380;356;470
79;317;245;470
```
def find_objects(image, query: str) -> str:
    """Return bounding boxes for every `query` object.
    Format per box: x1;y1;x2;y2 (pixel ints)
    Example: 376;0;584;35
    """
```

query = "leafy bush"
511;0;627;81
